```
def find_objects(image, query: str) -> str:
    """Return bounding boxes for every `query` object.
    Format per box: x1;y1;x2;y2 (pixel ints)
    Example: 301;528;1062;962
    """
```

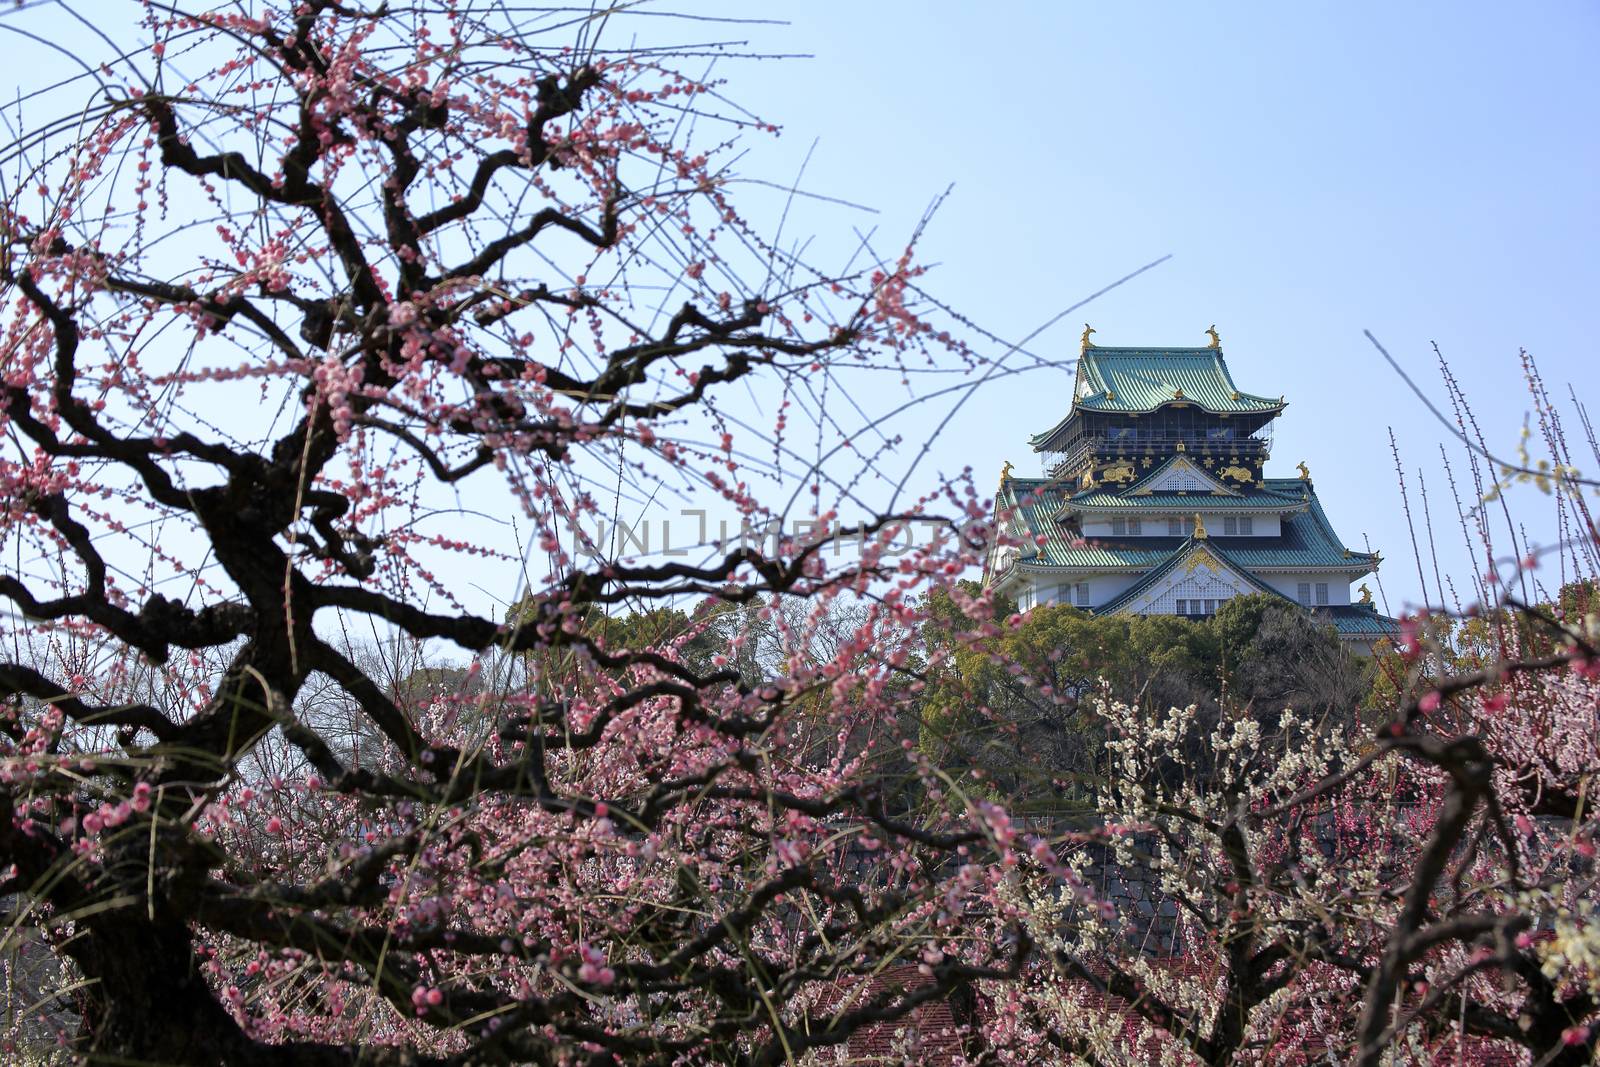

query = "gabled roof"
1093;545;1399;640
1123;454;1240;496
1093;537;1286;616
992;475;1380;573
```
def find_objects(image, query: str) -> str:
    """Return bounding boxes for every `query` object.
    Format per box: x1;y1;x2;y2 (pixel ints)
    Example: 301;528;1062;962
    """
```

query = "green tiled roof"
999;479;1173;569
995;476;1379;572
1037;346;1278;428
1074;348;1282;414
1322;604;1401;639
1062;486;1308;512
1279;480;1382;569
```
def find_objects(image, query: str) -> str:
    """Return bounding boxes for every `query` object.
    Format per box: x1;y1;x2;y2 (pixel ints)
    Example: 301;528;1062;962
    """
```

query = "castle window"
1239;516;1253;535
1297;582;1312;604
1316;582;1329;606
1175;599;1188;615
1111;518;1125;536
1167;517;1183;536
1223;516;1238;535
1076;582;1091;606
1204;599;1217;615
1129;518;1142;535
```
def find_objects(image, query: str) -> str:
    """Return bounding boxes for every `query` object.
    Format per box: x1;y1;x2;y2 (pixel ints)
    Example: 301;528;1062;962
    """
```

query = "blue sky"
675;0;1599;612
3;1;1595;618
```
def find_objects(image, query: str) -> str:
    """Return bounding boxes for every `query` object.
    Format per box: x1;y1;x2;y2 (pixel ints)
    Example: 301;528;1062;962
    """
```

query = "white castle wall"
1257;572;1353;607
1080;513;1283;538
1024;572;1144;609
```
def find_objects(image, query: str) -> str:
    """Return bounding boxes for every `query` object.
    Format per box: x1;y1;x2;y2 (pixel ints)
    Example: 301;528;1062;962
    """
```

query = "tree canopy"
1;4;1598;1066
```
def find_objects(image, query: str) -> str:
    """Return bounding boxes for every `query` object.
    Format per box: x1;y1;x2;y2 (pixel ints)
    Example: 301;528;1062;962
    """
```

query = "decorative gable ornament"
1132;455;1237;496
1115;543;1264;616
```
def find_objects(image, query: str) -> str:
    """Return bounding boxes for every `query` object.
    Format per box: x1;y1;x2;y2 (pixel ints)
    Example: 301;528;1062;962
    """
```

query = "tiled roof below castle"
1319;603;1400;638
999;477;1380;573
1063;486;1308;512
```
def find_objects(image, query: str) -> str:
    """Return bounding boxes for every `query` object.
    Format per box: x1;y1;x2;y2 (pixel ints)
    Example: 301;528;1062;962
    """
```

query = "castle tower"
984;333;1398;648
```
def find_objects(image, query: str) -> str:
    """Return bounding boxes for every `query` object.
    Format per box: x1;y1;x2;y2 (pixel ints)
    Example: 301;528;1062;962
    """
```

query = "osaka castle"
984;328;1399;648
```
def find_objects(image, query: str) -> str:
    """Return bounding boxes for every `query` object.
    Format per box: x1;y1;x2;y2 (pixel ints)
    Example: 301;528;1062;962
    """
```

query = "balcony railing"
1044;429;1272;475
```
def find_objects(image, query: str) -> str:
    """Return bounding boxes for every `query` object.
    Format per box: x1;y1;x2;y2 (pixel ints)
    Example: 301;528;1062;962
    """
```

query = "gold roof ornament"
1297;461;1311;481
1000;460;1014;484
1101;461;1136;484
1359;583;1374;605
1220;463;1253;483
1193;512;1208;540
1175;439;1186;452
1205;324;1221;349
1173;387;1185;399
1080;324;1097;354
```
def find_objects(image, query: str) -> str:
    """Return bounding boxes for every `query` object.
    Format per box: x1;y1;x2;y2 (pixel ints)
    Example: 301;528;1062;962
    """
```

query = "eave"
1056;500;1310;518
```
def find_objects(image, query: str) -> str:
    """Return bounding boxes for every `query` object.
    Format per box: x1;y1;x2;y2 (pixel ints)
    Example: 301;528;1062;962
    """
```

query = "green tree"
1212;594;1369;726
919;589;1370;809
